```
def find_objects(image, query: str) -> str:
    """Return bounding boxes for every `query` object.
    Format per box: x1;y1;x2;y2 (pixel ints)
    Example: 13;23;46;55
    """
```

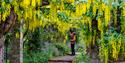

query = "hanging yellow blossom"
31;0;36;7
87;3;90;10
60;0;64;11
39;20;42;26
76;3;80;17
0;14;1;23
16;32;20;39
65;10;70;16
101;3;106;11
88;0;92;3
83;3;87;14
24;10;28;20
23;0;31;7
114;9;117;25
66;0;74;3
105;5;110;27
112;41;118;59
93;4;97;16
79;3;83;16
2;3;11;21
117;37;121;53
28;8;33;20
76;3;87;17
98;18;102;31
37;0;41;6
50;3;57;19
122;7;125;16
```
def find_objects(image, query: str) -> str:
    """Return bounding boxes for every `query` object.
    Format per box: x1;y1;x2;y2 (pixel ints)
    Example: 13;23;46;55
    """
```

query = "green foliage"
98;30;125;63
24;28;42;53
24;42;70;63
57;12;69;22
24;52;51;63
64;3;76;12
40;8;50;15
2;0;125;63
54;43;70;56
4;59;10;63
73;48;91;63
23;26;70;62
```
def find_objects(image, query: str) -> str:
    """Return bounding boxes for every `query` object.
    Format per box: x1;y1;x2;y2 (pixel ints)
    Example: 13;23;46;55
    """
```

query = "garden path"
48;52;81;63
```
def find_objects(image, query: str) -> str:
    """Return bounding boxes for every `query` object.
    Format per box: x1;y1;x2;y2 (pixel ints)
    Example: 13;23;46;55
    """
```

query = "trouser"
71;44;75;55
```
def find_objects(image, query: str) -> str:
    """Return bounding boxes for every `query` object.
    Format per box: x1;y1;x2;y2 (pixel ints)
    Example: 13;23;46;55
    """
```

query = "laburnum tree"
0;0;125;63
0;0;49;63
0;4;17;63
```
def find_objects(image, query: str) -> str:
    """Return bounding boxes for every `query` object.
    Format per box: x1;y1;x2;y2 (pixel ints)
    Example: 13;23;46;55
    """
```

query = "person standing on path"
70;28;76;56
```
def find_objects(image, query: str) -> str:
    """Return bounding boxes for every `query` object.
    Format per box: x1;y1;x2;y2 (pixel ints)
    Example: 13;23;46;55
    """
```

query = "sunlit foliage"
1;0;125;63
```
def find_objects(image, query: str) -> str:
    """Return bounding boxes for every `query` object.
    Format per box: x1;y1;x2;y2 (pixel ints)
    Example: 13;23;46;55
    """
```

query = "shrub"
24;52;51;63
54;43;70;56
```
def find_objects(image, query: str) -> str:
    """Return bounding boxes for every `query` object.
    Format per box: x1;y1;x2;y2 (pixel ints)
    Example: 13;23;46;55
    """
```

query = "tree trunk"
9;19;24;63
0;6;17;63
20;19;23;63
0;36;5;63
9;23;20;63
9;34;20;63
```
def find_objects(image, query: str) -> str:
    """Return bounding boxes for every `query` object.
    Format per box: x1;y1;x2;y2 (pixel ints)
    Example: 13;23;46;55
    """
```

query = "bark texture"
0;36;5;63
9;22;20;63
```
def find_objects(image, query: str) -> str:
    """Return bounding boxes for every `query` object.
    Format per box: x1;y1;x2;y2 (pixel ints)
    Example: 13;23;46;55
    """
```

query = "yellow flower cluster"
101;3;106;11
76;3;87;17
31;0;36;7
21;0;41;8
117;37;121;53
66;0;75;3
75;3;81;17
87;3;90;10
57;21;71;34
88;0;92;3
99;42;109;63
23;0;30;7
112;41;118;59
50;3;57;19
1;2;11;21
60;0;64;11
83;3;87;14
104;48;108;63
28;10;42;31
0;14;1;23
37;0;41;6
113;9;117;25
29;19;42;31
16;32;20;39
104;5;110;27
123;7;125;16
111;37;121;60
93;4;97;16
98;18;102;31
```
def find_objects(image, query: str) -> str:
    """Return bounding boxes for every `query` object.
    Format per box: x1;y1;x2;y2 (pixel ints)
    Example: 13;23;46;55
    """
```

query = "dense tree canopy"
0;0;125;63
